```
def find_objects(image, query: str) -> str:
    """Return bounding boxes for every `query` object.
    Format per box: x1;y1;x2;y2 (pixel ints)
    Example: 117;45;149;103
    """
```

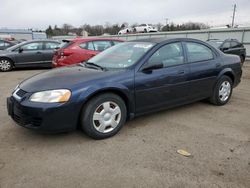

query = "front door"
135;42;190;114
15;42;44;67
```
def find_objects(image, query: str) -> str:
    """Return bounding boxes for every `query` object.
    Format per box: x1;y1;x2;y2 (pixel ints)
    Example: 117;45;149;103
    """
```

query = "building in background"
0;29;47;41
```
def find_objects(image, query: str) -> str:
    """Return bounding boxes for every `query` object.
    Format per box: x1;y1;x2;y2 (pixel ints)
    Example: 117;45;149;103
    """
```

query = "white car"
118;28;133;35
133;24;158;33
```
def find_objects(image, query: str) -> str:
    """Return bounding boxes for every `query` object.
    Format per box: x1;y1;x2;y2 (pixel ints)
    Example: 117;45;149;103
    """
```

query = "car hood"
19;65;120;92
0;50;11;55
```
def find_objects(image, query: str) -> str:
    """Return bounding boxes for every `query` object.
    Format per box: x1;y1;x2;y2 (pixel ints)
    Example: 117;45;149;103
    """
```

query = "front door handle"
36;51;42;54
216;63;221;67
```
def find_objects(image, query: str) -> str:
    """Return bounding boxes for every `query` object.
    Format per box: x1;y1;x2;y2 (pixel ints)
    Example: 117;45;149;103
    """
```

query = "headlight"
30;89;71;103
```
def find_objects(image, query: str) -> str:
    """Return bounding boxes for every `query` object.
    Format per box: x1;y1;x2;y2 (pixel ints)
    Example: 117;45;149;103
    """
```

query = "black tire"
209;75;233;106
0;58;13;72
144;28;148;33
81;93;127;139
133;28;137;32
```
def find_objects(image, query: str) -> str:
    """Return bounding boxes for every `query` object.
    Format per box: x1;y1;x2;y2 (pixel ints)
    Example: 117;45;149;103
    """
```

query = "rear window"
186;42;214;63
207;41;223;48
60;40;74;49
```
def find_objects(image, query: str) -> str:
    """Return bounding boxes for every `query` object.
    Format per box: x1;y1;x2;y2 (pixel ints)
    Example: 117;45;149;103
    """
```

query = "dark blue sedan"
7;38;242;139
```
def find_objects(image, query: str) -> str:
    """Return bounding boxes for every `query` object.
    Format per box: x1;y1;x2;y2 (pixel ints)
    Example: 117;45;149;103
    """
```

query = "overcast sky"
1;0;250;30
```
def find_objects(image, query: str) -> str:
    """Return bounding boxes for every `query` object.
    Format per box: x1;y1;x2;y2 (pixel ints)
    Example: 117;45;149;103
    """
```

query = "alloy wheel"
219;81;231;102
0;59;11;71
92;101;121;133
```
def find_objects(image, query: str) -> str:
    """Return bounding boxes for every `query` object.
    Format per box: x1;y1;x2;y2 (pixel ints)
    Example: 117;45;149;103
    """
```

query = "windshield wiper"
84;62;106;71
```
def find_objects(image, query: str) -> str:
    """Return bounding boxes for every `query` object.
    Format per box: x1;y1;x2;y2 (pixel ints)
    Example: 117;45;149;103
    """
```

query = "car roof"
66;38;123;43
17;39;60;44
130;37;205;44
208;38;240;42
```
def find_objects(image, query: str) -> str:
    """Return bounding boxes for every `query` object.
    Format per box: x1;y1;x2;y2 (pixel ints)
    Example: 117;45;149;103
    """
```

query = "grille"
13;114;42;127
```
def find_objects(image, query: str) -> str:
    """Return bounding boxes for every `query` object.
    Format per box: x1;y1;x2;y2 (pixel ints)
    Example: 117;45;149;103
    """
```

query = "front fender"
75;83;135;118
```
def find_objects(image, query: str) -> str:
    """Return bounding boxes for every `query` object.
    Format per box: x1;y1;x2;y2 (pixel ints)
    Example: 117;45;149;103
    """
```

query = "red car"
52;38;123;67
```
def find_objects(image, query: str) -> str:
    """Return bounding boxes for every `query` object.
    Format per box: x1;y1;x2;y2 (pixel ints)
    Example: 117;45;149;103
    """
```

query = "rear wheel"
81;93;127;139
209;75;233;106
0;58;13;72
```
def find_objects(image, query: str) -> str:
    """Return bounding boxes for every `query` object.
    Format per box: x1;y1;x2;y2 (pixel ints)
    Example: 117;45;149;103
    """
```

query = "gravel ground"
0;63;250;188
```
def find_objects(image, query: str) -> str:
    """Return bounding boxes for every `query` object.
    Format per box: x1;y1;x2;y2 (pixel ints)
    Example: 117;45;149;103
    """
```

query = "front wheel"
0;59;13;72
81;93;127;139
209;75;233;106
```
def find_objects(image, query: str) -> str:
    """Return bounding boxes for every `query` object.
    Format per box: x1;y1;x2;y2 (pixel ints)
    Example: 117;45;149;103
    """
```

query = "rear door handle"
177;70;185;75
36;51;42;54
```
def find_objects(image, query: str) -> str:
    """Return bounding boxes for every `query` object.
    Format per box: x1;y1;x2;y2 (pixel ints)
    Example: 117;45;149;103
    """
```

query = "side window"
87;42;95;50
186;42;214;63
21;42;43;51
222;42;230;49
79;42;87;49
79;42;95;51
45;42;60;50
93;41;112;51
147;42;184;68
5;42;11;47
230;41;239;48
0;41;5;47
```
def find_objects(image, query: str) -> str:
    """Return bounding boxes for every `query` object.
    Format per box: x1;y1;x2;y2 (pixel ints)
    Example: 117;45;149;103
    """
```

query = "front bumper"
7;96;81;133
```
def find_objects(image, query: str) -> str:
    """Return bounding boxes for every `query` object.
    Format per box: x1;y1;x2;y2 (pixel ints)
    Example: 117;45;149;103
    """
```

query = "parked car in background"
207;39;246;65
118;28;133;35
0;40;60;71
133;24;158;33
0;40;16;50
52;38;123;67
7;38;242;139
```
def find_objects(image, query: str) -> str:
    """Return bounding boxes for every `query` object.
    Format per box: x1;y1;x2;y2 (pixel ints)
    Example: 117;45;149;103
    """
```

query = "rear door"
15;42;44;67
42;41;60;67
79;42;98;61
79;40;113;61
185;42;220;99
135;42;190;114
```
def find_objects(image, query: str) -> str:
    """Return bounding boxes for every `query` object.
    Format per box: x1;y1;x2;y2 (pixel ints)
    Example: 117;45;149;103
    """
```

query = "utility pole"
165;18;169;26
231;4;236;28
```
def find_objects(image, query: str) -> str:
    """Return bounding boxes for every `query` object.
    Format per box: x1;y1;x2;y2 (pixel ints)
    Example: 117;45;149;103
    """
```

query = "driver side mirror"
18;48;23;53
142;63;163;72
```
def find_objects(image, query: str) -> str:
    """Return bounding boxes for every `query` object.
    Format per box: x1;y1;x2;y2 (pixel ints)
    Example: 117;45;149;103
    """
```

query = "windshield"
207;40;223;48
5;41;26;51
87;42;154;70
